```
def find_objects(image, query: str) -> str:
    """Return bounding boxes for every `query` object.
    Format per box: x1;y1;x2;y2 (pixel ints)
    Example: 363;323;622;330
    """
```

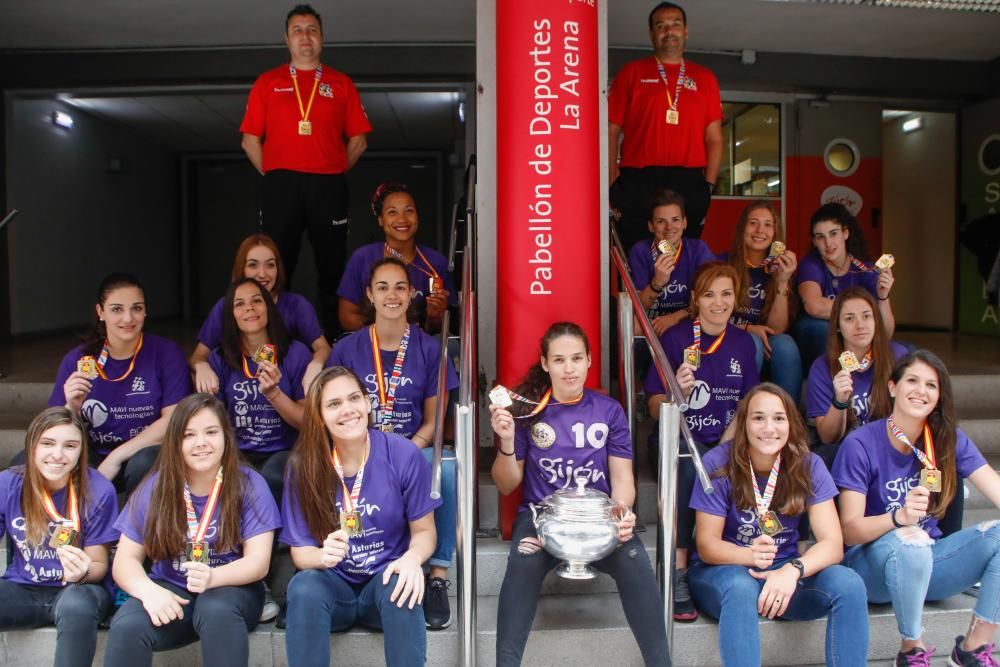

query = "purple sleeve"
285;343;312;401
240;469;282;539
49;351;77;407
688;446;729;515
643;328;683;395
740;334;760;391
806;358;834;419
196;299;226;349
395;439;443;521
288;295;324;346
808;454;839;505
692;240;716;270
157;338;193;407
114;480;152;544
628;241;653;290
81;474;121;547
831;431;873;495
208;349;227;386
337;248;367;304
955;430;989;478
797;253;825;287
514;424;530;460
862;269;879;297
279;476;321;548
605;399;633;460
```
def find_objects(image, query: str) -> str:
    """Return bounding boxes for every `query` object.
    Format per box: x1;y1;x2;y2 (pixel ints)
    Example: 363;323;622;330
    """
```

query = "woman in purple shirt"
49;273;191;495
106;394;281;667
795;203;895;370
833;350;1000;667
489;322;667;666
328;257;459;630
687;384;868;666
722;200;801;401
208;278;309;506
338;183;455;334
646;262;759;622
0;408;118;667
281;367;439;667
189;233;330;395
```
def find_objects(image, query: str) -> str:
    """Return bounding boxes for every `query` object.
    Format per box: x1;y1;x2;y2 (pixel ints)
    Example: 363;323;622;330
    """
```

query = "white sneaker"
260;598;280;623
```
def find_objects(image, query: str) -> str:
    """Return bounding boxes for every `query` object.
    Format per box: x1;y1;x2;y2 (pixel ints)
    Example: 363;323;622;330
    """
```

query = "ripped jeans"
844;521;1000;640
496;510;670;666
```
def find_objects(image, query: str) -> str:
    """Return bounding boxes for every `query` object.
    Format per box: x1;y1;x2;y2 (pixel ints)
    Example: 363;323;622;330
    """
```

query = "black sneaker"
425;576;452;630
895;644;935;667
950;635;999;666
672;568;698;622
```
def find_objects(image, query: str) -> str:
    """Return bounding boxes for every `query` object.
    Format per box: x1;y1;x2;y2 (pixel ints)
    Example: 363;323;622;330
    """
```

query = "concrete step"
0;591;986;666
960;419;1000;457
0;381;53;417
953;374;1000;420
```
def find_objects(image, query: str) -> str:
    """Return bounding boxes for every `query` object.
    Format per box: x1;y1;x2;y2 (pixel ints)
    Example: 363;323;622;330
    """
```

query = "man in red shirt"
608;2;722;248
241;4;372;338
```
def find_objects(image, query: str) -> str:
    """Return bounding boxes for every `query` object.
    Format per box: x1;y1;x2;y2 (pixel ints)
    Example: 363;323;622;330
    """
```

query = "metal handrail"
658;402;681;649
429;309;451;500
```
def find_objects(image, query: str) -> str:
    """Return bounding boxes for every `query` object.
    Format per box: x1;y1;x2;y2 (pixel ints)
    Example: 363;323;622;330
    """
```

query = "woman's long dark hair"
286;366;367;542
80;273;145;357
889;350;958;518
220;277;290;370
809;203;870;263
142;394;246;561
508;322;590;423
714;384;813;517
826;287;894;428
360;257;418;325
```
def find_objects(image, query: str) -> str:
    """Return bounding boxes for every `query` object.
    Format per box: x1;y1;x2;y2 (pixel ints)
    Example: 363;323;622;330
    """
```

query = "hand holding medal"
55;543;91;586
748;534;777;570
181;560;213;594
182;467;222;591
321;530;351;569
888;415;941;493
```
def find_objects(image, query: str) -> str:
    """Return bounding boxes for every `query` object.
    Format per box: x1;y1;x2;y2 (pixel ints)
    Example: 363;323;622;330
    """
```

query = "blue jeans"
688;560;868;667
845;521;1000;640
285;567;426;667
792;315;830;376
0;580;110;667
104;580;263;667
750;332;803;403
422;446;456;568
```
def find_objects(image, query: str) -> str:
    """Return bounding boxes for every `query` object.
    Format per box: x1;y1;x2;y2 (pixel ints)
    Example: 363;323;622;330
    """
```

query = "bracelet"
831;397;850;411
412;434;428;446
776;285;791;297
890;507;906;528
75;564;92;586
497;446;515;457
649;281;665;294
264;388;281;401
877;294;890;301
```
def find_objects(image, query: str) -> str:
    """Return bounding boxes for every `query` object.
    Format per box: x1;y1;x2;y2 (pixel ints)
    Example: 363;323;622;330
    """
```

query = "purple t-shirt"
197;292;324;350
0;467;119;587
627;238;715;318
690;442;838;562
832;419;987;539
717;253;770;327
328;326;459;438
798;252;878;303
209;341;310;454
116;466;281;589
514;390;632;509
338;242;458;310
280;429;441;584
645;321;759;444
806;342;908;426
49;334;192;456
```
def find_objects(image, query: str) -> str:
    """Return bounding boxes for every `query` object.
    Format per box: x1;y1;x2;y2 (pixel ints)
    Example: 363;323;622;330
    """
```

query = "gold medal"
665;109;679;125
253;343;276;365
379;423;394;433
657;239;674;256
77;356;98;380
298;120;313;135
757;511;784;537
185;540;210;564
875;253;895;270
340;510;364;538
920;467;942;493
684;345;701;369
48;524;79;549
489;385;513;408
838;351;861;373
430;276;444;294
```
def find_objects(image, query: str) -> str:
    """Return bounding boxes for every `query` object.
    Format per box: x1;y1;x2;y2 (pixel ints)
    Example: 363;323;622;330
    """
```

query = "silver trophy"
529;476;621;580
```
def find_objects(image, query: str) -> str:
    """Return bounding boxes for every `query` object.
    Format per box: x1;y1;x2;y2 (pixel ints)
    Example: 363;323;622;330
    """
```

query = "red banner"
496;0;601;537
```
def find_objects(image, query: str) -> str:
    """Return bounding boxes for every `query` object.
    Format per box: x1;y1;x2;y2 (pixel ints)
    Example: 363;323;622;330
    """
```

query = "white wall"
5;98;179;334
882;112;956;329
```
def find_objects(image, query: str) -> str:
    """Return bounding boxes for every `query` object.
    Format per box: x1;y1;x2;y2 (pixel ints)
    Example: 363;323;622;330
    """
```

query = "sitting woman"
795;203;895;370
0;407;119;667
646;261;759;621
687;383;868;667
189;233;330;395
208;277;310;505
722;200;801;400
489;322;667;666
106;393;281;667
49;273;191;494
328;257;459;630
833;349;1000;666
805;287;908;462
627;188;715;336
338;182;456;334
281;367;440;667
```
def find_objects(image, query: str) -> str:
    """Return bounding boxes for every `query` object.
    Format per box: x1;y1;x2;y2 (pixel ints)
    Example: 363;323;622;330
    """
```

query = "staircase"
1;362;998;665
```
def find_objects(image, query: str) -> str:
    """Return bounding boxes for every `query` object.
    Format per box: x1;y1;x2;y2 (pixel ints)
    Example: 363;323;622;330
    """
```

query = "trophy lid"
544;477;616;521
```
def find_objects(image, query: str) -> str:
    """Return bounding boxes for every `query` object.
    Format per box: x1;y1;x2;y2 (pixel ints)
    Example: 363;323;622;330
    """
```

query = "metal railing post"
658;402;681;651
618;294;638;515
429;310;452;500
455;402;477;666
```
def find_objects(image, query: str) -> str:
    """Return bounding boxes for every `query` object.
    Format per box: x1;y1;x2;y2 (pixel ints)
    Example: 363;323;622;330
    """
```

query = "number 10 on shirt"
570;422;609;449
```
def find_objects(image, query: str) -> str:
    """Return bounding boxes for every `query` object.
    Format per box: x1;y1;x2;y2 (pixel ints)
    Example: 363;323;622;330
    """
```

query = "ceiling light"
902;116;924;133
767;178;781;187
51;110;74;129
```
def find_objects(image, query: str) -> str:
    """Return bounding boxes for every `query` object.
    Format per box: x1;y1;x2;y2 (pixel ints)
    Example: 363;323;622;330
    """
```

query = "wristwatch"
789;559;805;580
